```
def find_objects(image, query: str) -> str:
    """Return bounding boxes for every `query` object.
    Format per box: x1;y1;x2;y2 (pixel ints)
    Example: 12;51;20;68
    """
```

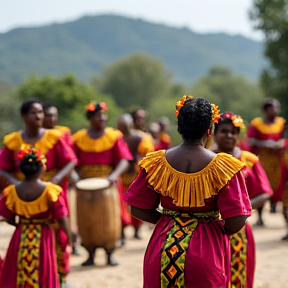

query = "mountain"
0;14;265;85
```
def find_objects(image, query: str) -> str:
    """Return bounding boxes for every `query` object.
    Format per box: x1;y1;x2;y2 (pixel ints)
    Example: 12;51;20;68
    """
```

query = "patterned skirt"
143;209;229;288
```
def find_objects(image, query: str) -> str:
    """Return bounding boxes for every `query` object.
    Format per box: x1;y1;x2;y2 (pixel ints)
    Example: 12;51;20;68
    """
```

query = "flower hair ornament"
220;112;245;128
175;95;193;118
211;104;221;124
18;146;47;166
86;101;108;112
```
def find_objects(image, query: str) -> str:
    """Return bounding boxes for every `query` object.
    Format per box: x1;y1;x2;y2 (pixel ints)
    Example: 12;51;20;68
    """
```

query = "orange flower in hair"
211;104;221;124
86;101;108;112
221;112;245;128
175;95;193;118
231;115;245;128
86;102;96;112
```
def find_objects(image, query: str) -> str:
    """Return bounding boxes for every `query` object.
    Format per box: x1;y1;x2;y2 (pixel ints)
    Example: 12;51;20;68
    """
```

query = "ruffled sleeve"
53;134;78;168
138;150;245;208
49;185;68;220
217;171;252;219
0;146;15;171
111;137;133;164
246;162;273;199
125;169;160;209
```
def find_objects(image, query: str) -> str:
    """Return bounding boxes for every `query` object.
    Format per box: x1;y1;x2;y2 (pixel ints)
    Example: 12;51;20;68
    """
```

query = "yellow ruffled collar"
3;183;62;218
72;127;123;153
139;150;245;207
251;117;285;134
3;129;62;153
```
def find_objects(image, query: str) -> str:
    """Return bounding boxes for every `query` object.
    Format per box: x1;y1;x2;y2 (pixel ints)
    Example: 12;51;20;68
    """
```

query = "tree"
97;53;172;109
0;83;21;143
190;66;265;122
15;75;123;132
250;0;288;118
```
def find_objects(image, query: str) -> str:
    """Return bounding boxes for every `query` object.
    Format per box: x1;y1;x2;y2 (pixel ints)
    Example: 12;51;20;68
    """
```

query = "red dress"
0;130;77;280
247;117;286;202
0;183;68;288
126;151;251;288
72;127;133;226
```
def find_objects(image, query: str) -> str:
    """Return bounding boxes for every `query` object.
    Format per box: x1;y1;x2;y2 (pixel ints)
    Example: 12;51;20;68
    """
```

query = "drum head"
76;178;110;190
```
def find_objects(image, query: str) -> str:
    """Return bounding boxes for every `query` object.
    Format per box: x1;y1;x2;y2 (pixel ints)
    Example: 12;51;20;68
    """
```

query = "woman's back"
125;96;252;288
165;145;216;173
0;182;67;288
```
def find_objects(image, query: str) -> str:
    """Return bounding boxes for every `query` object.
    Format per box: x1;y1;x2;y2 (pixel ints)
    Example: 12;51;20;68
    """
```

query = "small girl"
0;147;70;288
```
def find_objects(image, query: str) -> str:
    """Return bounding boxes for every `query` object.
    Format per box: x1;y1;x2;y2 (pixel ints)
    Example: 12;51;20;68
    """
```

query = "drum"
76;178;121;252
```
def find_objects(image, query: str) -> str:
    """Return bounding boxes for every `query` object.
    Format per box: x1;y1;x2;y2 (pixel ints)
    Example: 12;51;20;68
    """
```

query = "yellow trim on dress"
72;127;123;153
3;129;62;154
139;150;245;208
159;132;171;143
55;125;71;134
240;151;259;168
250;117;285;134
137;136;155;156
3;183;62;218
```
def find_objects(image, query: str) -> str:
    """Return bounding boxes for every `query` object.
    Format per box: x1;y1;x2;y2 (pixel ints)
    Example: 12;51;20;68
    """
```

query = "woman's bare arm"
131;206;162;224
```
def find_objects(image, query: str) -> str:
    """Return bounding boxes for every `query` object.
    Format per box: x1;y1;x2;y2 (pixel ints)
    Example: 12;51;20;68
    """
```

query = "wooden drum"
76;178;121;252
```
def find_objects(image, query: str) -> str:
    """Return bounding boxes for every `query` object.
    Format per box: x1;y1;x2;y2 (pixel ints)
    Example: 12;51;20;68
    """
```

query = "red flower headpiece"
220;112;245;128
18;146;47;164
175;95;193;118
86;101;108;112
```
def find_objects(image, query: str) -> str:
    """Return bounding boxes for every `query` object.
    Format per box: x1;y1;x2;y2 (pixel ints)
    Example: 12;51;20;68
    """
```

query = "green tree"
97;53;172;109
190;66;265;123
250;0;288;118
0;84;21;143
15;75;123;132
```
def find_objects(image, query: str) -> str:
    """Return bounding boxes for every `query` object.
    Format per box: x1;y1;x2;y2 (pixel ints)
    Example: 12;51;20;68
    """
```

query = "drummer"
72;101;132;266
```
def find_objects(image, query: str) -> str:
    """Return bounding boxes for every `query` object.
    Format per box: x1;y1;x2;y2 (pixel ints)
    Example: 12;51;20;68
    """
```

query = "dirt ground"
0;199;287;288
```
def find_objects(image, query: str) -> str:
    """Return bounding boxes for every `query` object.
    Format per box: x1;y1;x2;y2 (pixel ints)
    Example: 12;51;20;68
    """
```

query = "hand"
107;174;118;186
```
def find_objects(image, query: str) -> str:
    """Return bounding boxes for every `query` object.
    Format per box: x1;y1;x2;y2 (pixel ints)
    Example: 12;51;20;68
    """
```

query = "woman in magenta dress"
212;112;273;288
0;147;70;288
0;99;77;286
125;96;251;288
247;98;286;224
72;101;132;266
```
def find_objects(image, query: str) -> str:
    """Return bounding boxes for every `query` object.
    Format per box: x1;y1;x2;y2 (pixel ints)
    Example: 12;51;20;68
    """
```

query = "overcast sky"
1;0;263;40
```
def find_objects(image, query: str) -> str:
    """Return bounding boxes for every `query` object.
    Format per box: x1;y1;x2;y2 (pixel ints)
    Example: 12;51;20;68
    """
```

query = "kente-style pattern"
230;227;247;288
77;165;113;179
160;210;220;288
17;223;41;288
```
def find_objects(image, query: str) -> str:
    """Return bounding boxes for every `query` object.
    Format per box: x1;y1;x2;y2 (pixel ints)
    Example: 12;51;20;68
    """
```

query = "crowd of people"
0;95;287;288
